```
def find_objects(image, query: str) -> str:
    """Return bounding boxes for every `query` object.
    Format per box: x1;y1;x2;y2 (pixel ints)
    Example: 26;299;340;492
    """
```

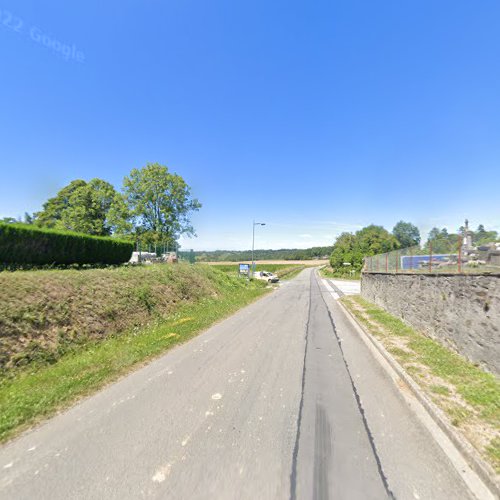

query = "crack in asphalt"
289;271;313;500
315;273;395;499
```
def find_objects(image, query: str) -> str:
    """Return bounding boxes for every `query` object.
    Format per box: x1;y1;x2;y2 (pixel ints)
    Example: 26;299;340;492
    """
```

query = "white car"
253;271;279;283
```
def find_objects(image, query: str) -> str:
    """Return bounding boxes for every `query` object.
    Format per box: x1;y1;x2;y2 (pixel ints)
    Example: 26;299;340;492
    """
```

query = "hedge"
0;223;133;266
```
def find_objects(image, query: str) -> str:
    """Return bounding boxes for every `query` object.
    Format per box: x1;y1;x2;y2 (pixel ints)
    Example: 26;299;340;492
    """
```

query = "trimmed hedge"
0;223;133;266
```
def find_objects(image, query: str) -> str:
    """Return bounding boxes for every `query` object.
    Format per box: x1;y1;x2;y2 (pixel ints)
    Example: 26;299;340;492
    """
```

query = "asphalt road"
0;269;481;499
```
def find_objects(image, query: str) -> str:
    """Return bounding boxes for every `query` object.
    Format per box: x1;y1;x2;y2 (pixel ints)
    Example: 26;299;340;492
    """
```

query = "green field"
203;263;306;280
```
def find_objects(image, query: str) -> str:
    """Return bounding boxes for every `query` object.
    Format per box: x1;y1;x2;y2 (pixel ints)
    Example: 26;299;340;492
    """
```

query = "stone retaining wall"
361;273;500;375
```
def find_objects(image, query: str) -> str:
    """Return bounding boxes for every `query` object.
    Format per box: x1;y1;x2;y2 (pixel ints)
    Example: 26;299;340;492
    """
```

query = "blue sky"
1;1;499;250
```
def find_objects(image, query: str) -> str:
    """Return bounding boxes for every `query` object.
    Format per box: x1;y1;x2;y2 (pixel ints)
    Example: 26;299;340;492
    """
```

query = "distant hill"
185;246;333;262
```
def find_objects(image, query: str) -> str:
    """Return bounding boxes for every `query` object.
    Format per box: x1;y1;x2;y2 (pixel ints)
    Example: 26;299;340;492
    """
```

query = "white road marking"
329;279;360;295
322;279;360;300
152;463;172;483
322;280;339;300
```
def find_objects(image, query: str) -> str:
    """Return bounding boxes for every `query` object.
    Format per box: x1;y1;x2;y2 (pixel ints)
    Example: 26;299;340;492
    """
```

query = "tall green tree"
330;232;358;270
34;179;87;228
23;212;34;224
34;179;122;236
425;227;458;253
122;163;201;246
356;225;400;256
329;225;399;273
474;224;498;245
392;220;421;248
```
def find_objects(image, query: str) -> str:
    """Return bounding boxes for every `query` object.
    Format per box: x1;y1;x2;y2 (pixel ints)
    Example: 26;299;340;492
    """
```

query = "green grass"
271;265;305;280
205;263;298;273
0;263;241;371
342;294;500;472
486;437;500;469
319;266;361;280
430;384;451;396
387;346;413;362
0;270;268;443
345;295;500;425
203;263;305;280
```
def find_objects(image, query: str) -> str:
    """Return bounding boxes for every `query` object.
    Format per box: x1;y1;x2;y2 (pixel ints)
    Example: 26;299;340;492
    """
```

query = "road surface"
0;269;483;499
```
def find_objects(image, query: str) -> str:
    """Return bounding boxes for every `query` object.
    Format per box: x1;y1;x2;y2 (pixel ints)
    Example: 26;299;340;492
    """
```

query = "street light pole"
252;220;266;275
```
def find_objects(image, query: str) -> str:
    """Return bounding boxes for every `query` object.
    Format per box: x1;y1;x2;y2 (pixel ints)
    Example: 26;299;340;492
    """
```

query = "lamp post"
252;220;266;275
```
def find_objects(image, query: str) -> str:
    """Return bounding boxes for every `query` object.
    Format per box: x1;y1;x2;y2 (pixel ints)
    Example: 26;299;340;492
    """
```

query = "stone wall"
361;273;500;375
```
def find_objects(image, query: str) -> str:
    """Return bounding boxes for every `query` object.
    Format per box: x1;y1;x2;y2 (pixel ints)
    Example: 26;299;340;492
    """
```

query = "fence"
364;236;500;274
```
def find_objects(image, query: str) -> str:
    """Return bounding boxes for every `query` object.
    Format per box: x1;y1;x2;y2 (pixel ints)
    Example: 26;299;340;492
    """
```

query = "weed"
486;437;500;473
430;384;451;396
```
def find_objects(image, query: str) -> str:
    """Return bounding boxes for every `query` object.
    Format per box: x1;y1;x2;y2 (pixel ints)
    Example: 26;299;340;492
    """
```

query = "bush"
0;223;133;266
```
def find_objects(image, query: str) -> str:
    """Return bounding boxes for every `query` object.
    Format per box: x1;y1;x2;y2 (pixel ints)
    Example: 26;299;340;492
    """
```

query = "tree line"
194;246;334;262
1;163;201;251
329;221;499;275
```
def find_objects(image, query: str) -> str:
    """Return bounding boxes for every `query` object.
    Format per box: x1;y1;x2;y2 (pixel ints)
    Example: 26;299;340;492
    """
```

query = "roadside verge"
0;265;269;444
339;294;500;499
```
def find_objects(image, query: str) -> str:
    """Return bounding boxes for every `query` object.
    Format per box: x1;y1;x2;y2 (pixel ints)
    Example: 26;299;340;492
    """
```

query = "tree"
122;163;201;247
356;225;400;256
0;213;33;225
34;179;122;236
1;217;18;224
329;225;399;274
392;220;421;248
34;179;87;228
428;227;442;241
474;224;498;246
330;232;357;270
425;227;458;254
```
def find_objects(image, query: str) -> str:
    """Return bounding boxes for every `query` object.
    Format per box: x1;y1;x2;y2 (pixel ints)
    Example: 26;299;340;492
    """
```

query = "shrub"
0;223;133;266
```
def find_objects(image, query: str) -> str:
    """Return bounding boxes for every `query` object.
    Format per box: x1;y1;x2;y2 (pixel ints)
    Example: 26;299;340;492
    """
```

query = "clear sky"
1;1;499;250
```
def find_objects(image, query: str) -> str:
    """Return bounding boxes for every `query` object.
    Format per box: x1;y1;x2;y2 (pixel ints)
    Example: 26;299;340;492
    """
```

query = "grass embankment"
341;294;500;474
206;263;305;280
0;264;268;443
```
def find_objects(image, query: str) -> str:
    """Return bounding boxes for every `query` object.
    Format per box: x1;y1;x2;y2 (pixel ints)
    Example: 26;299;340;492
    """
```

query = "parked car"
253;271;279;283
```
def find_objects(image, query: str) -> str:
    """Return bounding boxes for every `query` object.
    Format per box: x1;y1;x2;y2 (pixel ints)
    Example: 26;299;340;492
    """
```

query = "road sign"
239;263;250;276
